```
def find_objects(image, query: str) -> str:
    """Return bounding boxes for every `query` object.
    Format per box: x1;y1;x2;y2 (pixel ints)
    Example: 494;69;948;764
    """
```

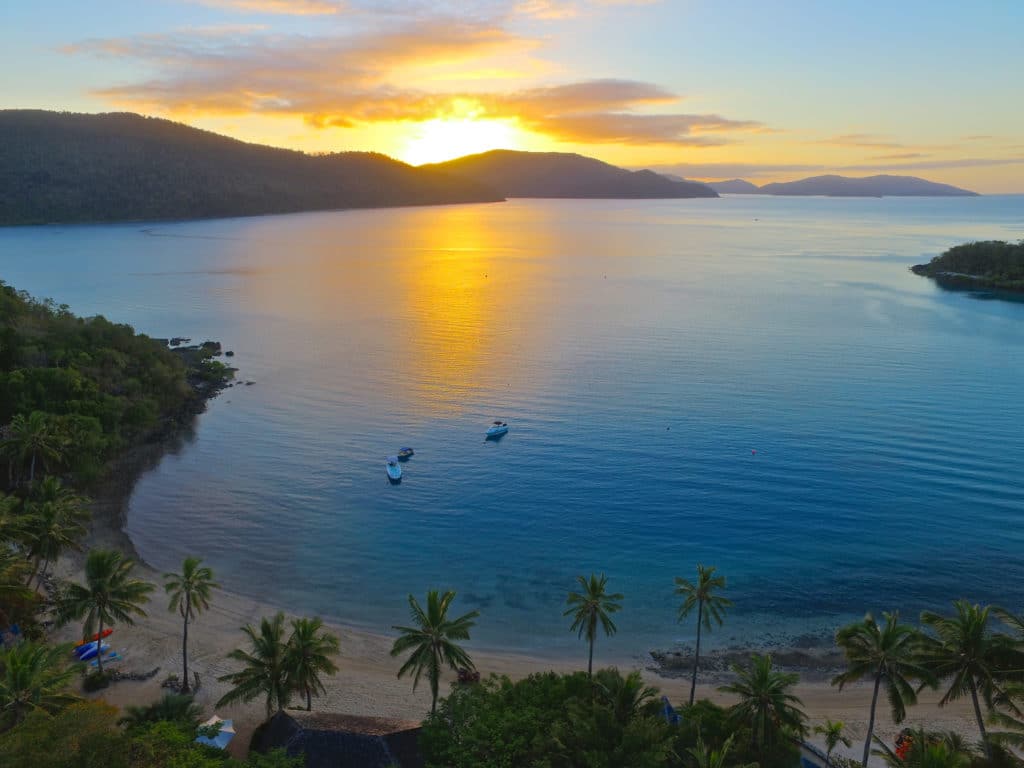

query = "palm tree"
687;733;756;768
390;590;479;714
24;477;88;589
814;719;853;768
675;564;732;705
119;693;202;731
719;653;807;759
592;668;660;724
0;640;81;730
1;412;63;485
217;612;292;719
56;549;154;675
286;617;340;711
832;611;935;767
919;600;1023;758
564;573;623;677
163;557;219;693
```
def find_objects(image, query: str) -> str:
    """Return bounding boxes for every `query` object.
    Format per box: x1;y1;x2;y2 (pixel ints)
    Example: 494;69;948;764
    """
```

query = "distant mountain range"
0;111;979;226
0;110;502;225
422;150;718;199
707;174;978;197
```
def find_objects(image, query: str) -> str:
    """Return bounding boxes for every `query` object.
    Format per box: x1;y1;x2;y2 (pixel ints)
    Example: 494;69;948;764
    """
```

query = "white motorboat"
486;421;509;439
385;457;402;483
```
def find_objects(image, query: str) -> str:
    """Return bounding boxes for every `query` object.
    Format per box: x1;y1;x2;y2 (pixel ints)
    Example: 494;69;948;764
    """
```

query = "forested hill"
912;240;1024;291
423;150;719;199
0;110;504;225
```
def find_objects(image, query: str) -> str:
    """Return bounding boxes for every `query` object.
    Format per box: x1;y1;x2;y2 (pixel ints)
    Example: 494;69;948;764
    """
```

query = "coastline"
54;405;981;760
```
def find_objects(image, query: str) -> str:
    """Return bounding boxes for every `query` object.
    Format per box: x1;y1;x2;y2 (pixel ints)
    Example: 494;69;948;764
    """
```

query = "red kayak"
75;628;113;647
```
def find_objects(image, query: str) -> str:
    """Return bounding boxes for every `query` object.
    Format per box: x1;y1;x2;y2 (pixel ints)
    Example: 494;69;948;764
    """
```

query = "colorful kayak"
77;642;110;661
75;628;113;648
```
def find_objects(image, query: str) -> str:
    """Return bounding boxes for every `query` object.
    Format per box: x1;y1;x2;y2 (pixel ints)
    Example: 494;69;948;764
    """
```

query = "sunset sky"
3;1;1022;192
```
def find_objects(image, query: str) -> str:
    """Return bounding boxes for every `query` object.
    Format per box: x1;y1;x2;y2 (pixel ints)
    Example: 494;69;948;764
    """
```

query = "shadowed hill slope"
0;110;504;225
424;149;718;199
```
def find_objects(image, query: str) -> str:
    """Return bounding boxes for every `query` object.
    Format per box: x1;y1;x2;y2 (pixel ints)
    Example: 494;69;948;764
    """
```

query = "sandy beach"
53;434;981;761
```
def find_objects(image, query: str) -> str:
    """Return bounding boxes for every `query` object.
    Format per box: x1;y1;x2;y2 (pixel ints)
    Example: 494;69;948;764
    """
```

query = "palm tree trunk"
27;556;41;586
690;601;703;706
587;635;594;677
826;747;833;768
181;601;191;693
862;671;882;767
35;557;50;592
306;686;312;711
96;617;105;676
969;679;991;759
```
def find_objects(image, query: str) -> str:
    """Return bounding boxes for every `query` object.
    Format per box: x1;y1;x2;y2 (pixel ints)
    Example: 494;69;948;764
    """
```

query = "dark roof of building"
256;711;424;768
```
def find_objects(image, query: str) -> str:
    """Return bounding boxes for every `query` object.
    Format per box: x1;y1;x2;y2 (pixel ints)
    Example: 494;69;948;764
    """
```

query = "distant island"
911;240;1024;291
424;149;718;199
0;110;503;225
707;174;978;197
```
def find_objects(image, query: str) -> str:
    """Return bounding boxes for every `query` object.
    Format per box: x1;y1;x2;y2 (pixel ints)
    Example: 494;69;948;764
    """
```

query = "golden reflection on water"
397;205;548;416
230;204;552;417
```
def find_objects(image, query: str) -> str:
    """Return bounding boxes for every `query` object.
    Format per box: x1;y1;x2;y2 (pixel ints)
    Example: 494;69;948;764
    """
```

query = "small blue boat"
397;447;414;461
486;421;508;439
386;457;402;483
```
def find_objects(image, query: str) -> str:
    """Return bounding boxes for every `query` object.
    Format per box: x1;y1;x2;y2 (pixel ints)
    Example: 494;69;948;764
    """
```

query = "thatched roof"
256;711;423;768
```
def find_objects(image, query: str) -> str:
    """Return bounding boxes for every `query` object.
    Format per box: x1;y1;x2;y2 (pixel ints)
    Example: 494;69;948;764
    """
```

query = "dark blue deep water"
2;196;1023;659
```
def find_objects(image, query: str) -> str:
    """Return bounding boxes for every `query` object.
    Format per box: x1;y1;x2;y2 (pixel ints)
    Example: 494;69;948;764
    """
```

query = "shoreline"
54;409;982;761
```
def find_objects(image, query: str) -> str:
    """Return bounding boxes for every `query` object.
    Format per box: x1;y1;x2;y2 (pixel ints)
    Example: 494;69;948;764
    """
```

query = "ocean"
2;195;1023;660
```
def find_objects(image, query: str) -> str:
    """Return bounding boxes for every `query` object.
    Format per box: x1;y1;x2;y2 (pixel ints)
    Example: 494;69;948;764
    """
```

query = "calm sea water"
2;196;1023;660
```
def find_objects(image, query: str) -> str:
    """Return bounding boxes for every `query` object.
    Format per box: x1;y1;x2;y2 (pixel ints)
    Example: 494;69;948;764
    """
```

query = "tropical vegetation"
564;572;623;677
718;653;807;761
675;563;732;705
832;611;935;766
911;239;1024;291
55;548;154;677
391;589;479;714
216;611;342;719
164;556;219;693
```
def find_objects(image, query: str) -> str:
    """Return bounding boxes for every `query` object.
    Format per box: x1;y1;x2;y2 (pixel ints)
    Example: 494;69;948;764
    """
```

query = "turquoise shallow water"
2;195;1023;659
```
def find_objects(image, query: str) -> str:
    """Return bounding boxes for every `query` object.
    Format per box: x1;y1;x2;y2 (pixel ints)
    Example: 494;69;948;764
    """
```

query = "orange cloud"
67;15;761;150
188;0;342;14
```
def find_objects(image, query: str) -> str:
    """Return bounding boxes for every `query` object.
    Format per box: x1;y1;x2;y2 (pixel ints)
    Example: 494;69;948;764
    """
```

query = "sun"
400;117;521;166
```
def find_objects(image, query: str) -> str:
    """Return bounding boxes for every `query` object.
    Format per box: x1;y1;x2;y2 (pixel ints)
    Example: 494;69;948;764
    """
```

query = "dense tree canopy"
912;241;1024;291
0;280;228;486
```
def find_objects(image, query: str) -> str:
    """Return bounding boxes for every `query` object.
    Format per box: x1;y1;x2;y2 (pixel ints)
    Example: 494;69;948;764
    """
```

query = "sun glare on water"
401;118;521;166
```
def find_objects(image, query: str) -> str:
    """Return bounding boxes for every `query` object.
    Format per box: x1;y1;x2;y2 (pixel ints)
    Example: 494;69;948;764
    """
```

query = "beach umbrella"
195;715;236;750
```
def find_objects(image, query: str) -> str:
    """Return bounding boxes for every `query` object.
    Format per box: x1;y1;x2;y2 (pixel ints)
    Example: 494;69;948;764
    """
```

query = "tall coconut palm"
719;653;807;759
56;549;154;675
564;573;623;677
814;719;853;768
217;612;291;719
286;617;340;711
24;477;88;589
1;412;63;485
163;557;218;694
0;640;81;730
390;590;479;714
675;564;732;705
832;611;935;767
919;600;1023;758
